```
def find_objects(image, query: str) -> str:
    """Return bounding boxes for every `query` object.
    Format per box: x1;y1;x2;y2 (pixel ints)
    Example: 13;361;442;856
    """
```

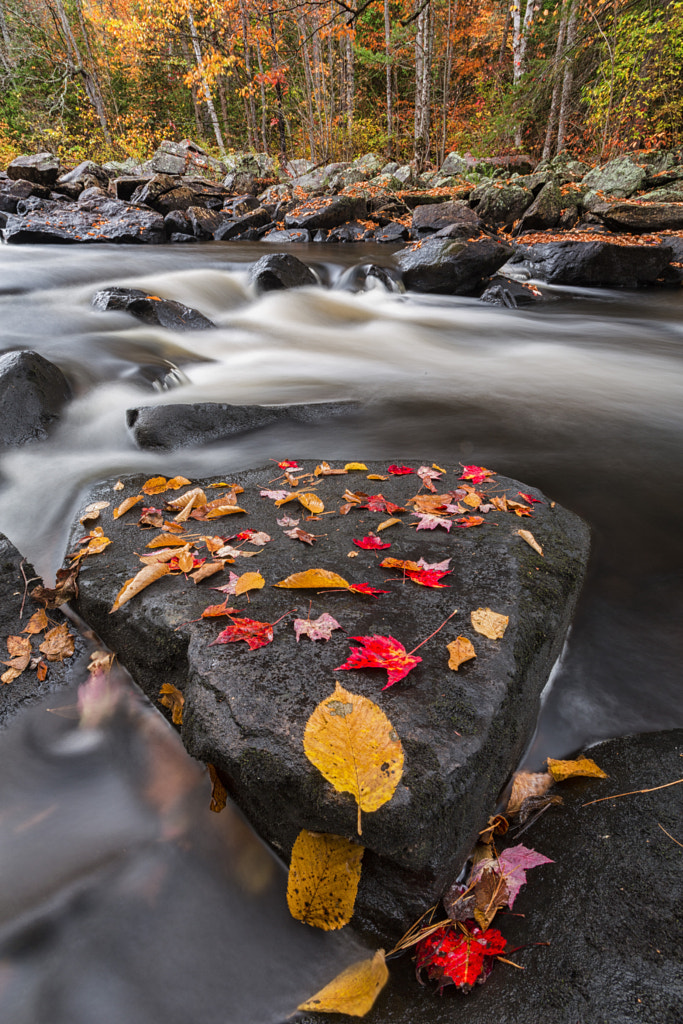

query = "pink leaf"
294;613;341;642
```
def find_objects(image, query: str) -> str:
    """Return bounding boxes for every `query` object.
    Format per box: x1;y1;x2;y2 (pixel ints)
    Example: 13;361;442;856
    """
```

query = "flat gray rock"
69;461;589;935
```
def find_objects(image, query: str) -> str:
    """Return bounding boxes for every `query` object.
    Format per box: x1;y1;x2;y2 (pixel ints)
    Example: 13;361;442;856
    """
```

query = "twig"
582;777;683;807
409;608;459;655
18;559;41;619
496;956;525;969
658;823;683;849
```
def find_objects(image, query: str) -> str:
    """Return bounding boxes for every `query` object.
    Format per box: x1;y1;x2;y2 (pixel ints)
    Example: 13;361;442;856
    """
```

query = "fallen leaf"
336;635;421;689
113;480;124;491
242;530;271;545
30;567;79;608
39;624;75;662
547;756;608;782
460;465;495;485
475;844;553;907
455;515;484;528
353;535;391;550
201;503;248;520
214;545;260;559
447;636;476;670
516;530;543;556
140;543;193;565
380;557;420;572
315;461;347;476
417;465;442;492
505;770;554;818
166;487;207;510
471;608;509;639
274;569;357;591
294;613;341;642
407;493;450;513
285;527;318;545
416;923;506;991
473;868;509;930
443;882;477;923
146;533;188;549
159;682;184;725
234;571;265;596
80;500;109;524
110;563;171;612
87;649;114;674
23;608;49;634
377;517;401;532
366;474;388;481
166;476;191;490
298;949;388;1016
304;681;404;834
364;494;404;514
201;599;238;618
519;491;542;504
209;616;275;650
344;462;368;471
190;560;226;583
462;491;482;509
261;488;290;500
36;660;48;681
277;460;299;469
208;764;227;812
287;829;364;930
417;557;451;571
113;495;143;519
413;513;452;532
277;514;300;527
142;476;170;495
387;465;413;475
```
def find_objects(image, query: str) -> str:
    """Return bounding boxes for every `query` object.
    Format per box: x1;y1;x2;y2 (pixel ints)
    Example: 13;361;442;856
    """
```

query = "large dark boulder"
249;252;318;291
505;239;674;288
7;152;60;187
69;462;589;935
475;183;534;229
58;160;110;189
516;181;562;232
126;400;361;450
0;350;71;447
186;206;225;239
129;174;196;213
0;179;52;214
3;197;165;245
411;201;481;239
91;288;215;330
326;221;373;242
285;195;367;231
214;207;271;240
590;199;683;233
112;175;152;201
581;156;647;198
395;237;514;294
375;221;410;243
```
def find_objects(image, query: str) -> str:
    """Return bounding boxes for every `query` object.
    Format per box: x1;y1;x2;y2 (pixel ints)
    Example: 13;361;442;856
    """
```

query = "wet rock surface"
3;195;165;244
396;237;514;294
7;152;60;187
69;462;589;934
126;401;361;450
0;350;71;447
249;252;318;291
91;287;215;330
303;728;683;1024
506;239;674;288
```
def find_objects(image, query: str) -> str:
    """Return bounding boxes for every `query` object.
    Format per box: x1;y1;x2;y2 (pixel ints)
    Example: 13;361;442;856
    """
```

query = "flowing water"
0;240;681;1021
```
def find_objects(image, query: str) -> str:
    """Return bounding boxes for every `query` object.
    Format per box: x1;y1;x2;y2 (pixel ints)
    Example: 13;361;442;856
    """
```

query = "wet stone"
0;350;71;447
68;462;589;936
91;287;215;331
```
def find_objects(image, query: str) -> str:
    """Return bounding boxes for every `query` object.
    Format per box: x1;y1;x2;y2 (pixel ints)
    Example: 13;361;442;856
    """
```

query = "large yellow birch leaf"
304;681;404;835
297;950;388;1016
287;830;364;930
471;607;509;639
110;563;171;612
274;569;351;590
547;757;608;781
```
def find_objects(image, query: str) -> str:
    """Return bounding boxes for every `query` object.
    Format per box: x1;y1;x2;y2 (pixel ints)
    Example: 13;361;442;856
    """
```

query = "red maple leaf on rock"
363;494;404;514
335;635;421;688
347;583;390;597
353;535;392;550
209;617;274;650
460;465;495;485
387;464;414;475
405;567;451;587
416;923;506;991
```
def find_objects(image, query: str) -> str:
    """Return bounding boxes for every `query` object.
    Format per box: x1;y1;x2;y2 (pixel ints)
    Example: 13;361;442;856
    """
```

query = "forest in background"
0;0;681;170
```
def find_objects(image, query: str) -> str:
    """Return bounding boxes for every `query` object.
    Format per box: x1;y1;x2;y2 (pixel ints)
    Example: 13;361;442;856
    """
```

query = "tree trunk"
267;0;287;162
180;32;205;137
187;5;226;154
54;0;112;144
384;0;392;154
297;10;317;161
498;2;511;63
255;40;269;153
414;0;432;170
344;29;354;146
440;0;456;165
238;0;257;149
542;0;568;161
557;0;578;153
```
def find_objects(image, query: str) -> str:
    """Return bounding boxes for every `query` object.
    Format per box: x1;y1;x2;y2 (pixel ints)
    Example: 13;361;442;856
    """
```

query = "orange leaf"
110;563;171;612
274;569;351;590
113;495;143;519
159;682;184;725
447;636;476;670
23;608;48;634
142;476;169;495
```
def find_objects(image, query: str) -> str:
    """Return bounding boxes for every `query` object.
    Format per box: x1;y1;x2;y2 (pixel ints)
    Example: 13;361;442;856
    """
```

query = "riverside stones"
68;461;589;935
91;287;215;330
0;350;71;446
505;238;674;288
7;152;60;187
396;237;514;294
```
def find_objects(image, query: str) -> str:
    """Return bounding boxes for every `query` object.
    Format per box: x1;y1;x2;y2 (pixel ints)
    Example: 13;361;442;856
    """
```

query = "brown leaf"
516;529;543;556
146;533;189;549
275;491;325;514
159;682;184;725
447;636;476;670
113;480;124;491
473;868;509;931
30;567;79;608
208;764;227;812
113;494;143;519
166;476;192;490
376;517;402;532
36;660;48;681
506;770;554;818
471;607;509;639
274;568;352;591
23;608;49;635
443;880;477;923
284;527;318;545
190;560;226;583
297;950;388;1016
547;757;608;782
139;543;193;565
87;649;114;674
287;829;364;930
7;634;32;659
166;487;207;510
79;500;110;523
110;562;171;612
39;624;75;662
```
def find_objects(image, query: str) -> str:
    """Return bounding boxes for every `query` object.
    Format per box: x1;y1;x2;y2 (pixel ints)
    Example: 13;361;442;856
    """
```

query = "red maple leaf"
348;583;391;597
455;515;484;528
387;464;414;475
363;494;405;514
518;491;542;504
353;535;392;550
209;617;274;650
460;465;495;485
335;635;421;688
277;460;299;469
404;567;451;588
416;923;506;992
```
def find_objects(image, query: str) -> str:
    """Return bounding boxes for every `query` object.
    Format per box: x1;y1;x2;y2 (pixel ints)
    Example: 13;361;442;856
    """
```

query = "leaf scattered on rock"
505;770;555;818
336;635;422;689
23;608;49;634
159;682;184;725
284;526;318;545
113;495;143;519
297;949;388;1016
416;923;506;991
294;613;341;642
353;535;391;550
287;829;364;930
447;636;476;670
208;763;227;812
39;623;75;662
471;607;509;639
547;756;608;781
110;562;171;612
516;529;543;556
304;681;404;834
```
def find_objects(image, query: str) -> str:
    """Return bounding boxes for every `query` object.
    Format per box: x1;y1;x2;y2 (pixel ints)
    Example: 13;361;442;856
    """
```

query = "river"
0;240;681;1022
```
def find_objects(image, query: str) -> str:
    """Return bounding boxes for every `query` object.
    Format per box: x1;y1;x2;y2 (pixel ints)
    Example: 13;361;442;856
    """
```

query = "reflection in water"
0;671;365;1024
0;241;681;1018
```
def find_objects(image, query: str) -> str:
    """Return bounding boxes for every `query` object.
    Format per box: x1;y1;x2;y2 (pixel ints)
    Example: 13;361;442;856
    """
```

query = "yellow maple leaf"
447;636;476;670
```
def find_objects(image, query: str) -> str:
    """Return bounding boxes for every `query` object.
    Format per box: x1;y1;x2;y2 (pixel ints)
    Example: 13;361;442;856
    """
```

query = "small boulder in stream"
395;237;514;294
0;350;71;447
91;287;215;331
68;461;589;935
249;252;318;291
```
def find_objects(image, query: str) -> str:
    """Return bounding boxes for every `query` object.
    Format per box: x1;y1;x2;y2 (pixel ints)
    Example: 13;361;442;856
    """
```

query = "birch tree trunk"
557;0;578;153
187;5;226;154
238;0;258;148
54;0;112;143
512;0;538;145
344;30;354;145
384;0;392;154
180;32;205;136
414;0;432;170
542;0;568;160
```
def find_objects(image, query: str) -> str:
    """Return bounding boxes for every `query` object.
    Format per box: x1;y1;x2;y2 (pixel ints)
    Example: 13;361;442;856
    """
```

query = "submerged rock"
0;350;71;447
91;288;215;330
249;252;318;291
69;461;589;935
395;237;514;294
126;400;361;450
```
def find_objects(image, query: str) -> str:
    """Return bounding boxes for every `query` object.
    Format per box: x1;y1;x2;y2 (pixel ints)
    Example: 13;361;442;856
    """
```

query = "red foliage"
416;923;506;991
335;634;421;688
460;466;495;485
353;535;392;550
387;465;414;475
209;617;274;650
